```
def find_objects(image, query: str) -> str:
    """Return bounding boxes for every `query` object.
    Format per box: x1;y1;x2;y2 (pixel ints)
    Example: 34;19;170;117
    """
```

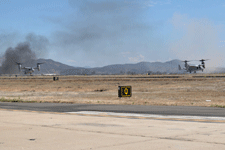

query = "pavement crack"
160;137;193;142
1;121;153;138
158;136;225;145
82;139;158;150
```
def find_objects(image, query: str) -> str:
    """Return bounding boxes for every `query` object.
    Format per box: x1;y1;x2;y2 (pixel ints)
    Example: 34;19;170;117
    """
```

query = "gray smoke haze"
54;0;150;45
26;33;49;58
0;52;3;66
1;33;49;74
170;13;225;69
0;32;19;52
50;0;153;66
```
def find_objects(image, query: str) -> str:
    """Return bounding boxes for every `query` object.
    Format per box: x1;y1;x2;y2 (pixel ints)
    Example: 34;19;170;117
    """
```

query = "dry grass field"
0;74;225;107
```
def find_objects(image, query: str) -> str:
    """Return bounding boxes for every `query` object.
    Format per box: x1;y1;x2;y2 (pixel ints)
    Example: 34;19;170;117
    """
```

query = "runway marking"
1;108;225;123
67;111;225;122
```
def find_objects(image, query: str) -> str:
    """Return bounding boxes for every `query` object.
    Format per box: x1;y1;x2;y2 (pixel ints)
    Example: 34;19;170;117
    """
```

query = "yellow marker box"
118;86;132;97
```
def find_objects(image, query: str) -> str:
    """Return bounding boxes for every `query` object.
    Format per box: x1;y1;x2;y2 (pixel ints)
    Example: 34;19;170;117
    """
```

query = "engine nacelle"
178;65;181;70
18;64;21;72
37;64;40;71
36;63;43;71
202;64;205;68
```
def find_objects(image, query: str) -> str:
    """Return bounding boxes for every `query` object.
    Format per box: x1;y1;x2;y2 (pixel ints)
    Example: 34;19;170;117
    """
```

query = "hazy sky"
0;0;225;67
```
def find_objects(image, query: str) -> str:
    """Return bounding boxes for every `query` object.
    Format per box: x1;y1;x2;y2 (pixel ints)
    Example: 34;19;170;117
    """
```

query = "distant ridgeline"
0;59;186;75
60;60;186;75
1;59;224;75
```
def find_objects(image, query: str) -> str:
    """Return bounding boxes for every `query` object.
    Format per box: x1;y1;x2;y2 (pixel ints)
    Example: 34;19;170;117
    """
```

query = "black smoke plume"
1;33;49;74
1;42;36;74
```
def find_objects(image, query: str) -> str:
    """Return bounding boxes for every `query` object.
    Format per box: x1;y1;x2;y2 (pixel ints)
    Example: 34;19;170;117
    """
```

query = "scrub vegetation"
0;74;225;107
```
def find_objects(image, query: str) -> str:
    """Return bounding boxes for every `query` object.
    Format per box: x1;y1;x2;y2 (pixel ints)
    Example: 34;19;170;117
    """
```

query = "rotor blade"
37;62;44;65
182;60;190;62
182;60;196;62
15;62;22;65
199;59;210;62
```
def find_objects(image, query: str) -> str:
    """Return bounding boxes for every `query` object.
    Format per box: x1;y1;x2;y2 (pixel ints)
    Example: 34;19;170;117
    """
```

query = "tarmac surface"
1;102;225;149
0;102;225;117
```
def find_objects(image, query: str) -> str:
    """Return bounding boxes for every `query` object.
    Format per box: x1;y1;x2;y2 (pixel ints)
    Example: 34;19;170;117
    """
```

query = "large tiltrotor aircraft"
16;62;44;75
178;59;209;73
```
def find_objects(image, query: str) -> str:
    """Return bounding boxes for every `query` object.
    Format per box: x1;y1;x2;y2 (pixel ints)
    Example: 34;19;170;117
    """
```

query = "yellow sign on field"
118;86;132;97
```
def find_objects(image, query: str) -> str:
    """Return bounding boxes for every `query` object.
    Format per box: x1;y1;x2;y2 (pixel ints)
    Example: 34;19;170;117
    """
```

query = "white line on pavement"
67;111;225;121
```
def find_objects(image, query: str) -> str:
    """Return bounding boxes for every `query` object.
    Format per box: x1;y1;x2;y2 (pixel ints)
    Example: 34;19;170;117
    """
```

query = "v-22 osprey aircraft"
178;59;209;73
16;62;44;75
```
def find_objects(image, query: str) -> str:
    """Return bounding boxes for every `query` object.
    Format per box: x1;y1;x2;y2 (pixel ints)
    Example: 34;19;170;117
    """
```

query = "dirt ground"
0;74;225;107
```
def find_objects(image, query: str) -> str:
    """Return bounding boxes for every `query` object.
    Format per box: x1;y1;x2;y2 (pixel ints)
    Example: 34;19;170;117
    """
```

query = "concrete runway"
1;102;225;149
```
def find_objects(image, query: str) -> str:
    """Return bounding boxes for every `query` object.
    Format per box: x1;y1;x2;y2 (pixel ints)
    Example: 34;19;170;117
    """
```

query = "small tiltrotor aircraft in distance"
16;62;44;75
178;59;209;73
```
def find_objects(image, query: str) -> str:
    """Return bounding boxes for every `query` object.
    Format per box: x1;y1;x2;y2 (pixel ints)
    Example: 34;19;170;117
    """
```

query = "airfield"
0;74;225;107
1;74;225;149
